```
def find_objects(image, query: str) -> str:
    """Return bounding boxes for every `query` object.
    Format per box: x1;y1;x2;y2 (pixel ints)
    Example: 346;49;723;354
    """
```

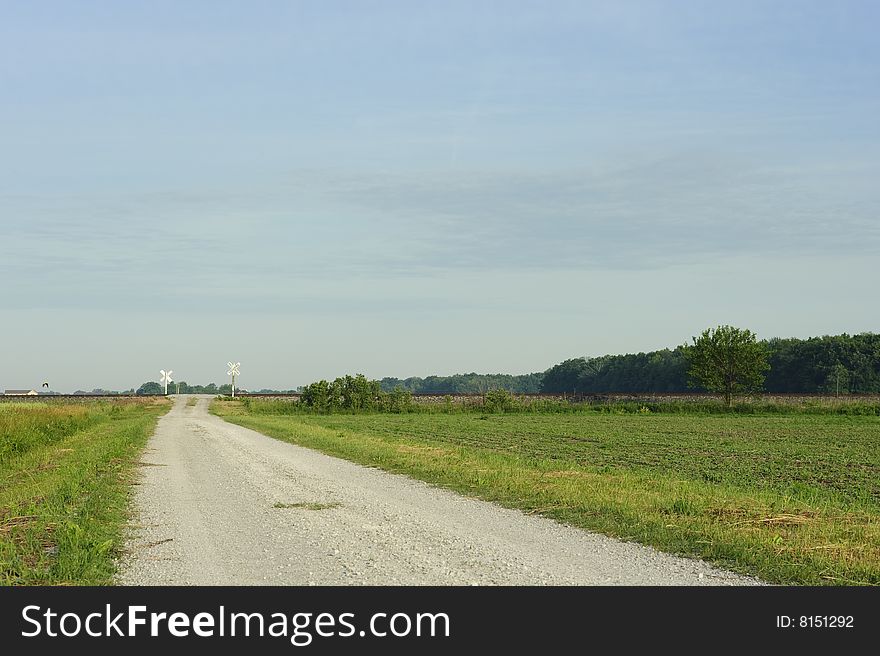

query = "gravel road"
118;395;762;586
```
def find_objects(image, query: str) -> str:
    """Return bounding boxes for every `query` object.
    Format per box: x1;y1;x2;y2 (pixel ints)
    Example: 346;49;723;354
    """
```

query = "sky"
1;1;878;392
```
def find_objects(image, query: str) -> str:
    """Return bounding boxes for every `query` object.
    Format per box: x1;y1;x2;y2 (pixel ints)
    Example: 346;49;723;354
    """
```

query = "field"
213;400;880;585
0;398;168;585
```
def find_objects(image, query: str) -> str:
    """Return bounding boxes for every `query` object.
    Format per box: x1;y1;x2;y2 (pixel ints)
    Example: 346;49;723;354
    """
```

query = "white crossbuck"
227;362;240;397
160;369;173;395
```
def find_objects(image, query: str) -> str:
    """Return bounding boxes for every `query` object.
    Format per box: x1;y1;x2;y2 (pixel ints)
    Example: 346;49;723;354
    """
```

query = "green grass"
273;501;341;510
0;399;169;585
240;395;880;416
213;400;880;585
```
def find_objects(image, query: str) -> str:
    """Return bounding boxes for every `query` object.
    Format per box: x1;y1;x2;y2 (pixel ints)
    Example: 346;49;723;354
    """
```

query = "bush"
300;375;383;413
484;389;515;413
378;387;413;413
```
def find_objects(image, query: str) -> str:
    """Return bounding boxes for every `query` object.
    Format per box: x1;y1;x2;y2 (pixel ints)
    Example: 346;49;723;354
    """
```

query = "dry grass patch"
273;502;341;511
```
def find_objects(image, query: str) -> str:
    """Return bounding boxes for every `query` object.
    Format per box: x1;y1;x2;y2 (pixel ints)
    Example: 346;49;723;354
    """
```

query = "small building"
4;389;38;396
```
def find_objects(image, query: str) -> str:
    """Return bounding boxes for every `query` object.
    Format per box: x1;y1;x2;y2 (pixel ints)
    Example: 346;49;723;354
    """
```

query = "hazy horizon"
5;325;877;394
2;2;878;392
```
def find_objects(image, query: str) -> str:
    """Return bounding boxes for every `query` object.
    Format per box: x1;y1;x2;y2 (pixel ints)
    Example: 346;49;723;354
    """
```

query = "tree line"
291;328;880;413
134;381;299;395
541;332;880;395
379;373;543;395
135;381;248;395
130;331;878;398
372;332;880;396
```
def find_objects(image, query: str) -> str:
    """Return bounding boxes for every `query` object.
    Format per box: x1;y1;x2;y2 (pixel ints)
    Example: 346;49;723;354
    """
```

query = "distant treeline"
124;332;879;397
134;381;294;395
542;333;880;394
379;373;543;395
372;333;880;395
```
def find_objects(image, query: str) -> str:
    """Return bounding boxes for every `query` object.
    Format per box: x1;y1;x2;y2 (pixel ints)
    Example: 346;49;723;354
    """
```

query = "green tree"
136;381;162;395
484;389;515;412
378;386;413;413
301;380;330;412
541;358;591;393
823;362;850;396
340;374;381;411
684;325;769;407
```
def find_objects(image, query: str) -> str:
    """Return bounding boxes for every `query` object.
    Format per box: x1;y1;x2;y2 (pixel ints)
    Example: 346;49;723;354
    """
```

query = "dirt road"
118;396;761;585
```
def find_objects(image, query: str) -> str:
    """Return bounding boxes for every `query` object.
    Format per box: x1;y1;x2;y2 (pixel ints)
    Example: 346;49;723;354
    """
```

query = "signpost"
160;369;173;396
227;362;240;398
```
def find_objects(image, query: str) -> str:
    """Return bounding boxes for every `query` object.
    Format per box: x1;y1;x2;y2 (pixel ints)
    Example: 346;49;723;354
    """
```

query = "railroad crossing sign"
227;362;240;398
160;369;173;396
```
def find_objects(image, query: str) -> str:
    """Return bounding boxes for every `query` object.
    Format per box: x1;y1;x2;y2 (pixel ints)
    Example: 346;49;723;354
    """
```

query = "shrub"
484;389;515;413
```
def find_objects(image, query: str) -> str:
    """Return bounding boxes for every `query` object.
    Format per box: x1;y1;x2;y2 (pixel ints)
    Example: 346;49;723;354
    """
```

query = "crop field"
214;400;880;585
0;398;168;585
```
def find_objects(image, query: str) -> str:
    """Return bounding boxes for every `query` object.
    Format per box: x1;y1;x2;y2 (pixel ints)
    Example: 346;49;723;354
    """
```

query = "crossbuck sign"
227;362;240;398
160;369;173;396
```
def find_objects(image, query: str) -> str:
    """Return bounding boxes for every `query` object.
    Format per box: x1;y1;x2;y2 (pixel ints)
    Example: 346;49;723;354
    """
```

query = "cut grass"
213;400;880;585
0;399;169;585
273;502;341;510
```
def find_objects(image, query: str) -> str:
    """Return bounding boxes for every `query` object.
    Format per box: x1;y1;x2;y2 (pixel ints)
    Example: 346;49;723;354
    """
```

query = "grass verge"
0;399;169;585
213;400;880;585
273;502;341;510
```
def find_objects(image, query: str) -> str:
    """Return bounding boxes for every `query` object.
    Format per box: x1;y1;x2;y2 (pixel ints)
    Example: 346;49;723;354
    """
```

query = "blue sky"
1;1;878;391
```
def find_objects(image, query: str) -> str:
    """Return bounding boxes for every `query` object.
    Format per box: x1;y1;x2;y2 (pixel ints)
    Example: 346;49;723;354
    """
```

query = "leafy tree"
823;363;850;396
541;358;591;393
301;380;330;411
340;374;382;410
379;386;413;413
484;389;515;412
684;325;769;406
300;375;381;412
327;378;343;410
136;381;163;395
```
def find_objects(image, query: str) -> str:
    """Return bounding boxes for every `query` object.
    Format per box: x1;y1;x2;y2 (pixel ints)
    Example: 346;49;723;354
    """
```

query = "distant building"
4;389;38;396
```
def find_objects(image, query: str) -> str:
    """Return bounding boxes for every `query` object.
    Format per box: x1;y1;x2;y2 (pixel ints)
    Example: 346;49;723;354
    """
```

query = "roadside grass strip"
0;400;168;585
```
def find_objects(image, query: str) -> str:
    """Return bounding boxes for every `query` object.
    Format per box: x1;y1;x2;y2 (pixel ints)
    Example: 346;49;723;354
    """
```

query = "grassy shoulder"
213;400;880;585
0;399;169;585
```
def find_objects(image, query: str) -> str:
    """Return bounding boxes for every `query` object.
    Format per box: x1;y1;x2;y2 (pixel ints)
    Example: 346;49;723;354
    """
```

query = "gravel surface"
118;396;763;586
